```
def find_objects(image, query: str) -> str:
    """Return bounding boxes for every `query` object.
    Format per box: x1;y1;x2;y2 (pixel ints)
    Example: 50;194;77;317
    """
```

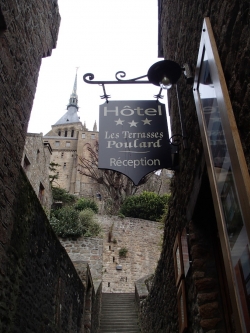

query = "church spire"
52;69;81;126
68;68;79;109
72;67;78;95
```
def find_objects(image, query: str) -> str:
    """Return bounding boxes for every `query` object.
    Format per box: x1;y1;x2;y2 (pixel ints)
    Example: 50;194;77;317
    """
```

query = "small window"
0;9;7;35
82;133;86;139
91;134;95;140
63;162;66;168
66;142;71;147
61;152;64;157
71;130;74;137
23;155;30;172
65;131;67;137
58;131;61;136
55;141;60;147
36;149;40;162
38;182;45;204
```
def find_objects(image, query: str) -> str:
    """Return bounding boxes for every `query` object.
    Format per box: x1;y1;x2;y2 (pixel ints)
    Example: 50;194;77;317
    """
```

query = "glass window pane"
198;48;250;324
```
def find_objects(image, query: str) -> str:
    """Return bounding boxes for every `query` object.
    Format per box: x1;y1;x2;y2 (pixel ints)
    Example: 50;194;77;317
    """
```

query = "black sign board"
99;100;172;185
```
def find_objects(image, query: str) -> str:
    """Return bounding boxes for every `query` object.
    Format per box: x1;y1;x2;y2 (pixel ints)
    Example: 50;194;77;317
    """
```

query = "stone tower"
43;71;100;197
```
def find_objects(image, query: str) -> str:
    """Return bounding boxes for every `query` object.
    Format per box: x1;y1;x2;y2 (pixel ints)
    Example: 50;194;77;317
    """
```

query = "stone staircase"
100;293;141;333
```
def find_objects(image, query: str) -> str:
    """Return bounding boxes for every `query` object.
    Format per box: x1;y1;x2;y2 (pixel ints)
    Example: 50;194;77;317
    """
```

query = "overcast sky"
28;0;166;135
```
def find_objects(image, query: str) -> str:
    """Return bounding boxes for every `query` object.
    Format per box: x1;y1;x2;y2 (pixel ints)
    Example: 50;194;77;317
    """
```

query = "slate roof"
54;105;80;125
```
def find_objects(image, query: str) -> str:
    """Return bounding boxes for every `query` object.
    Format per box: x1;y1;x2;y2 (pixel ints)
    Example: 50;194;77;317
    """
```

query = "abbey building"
43;72;100;197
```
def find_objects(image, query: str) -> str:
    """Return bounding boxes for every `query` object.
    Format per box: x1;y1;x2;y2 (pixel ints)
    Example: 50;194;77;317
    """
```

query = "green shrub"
119;247;128;258
50;207;81;237
119;191;170;221
74;198;98;213
50;207;102;238
52;187;76;205
78;208;102;237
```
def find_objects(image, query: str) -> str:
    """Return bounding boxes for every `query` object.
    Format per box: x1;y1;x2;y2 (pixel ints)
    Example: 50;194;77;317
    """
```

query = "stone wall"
138;174;228;332
0;0;60;262
0;2;102;333
60;215;163;293
138;0;250;332
60;237;103;290
22;133;53;212
0;169;85;333
73;261;102;333
101;216;162;293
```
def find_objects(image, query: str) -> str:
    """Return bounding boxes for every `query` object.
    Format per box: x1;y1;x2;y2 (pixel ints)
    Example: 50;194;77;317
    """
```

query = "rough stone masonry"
60;215;163;293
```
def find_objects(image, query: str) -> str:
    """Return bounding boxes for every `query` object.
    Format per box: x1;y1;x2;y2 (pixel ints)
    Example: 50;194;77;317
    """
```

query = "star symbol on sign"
115;118;124;125
142;118;152;125
128;120;138;127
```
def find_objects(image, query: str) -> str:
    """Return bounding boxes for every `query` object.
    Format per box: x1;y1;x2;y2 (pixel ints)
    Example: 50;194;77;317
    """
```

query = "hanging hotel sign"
99;100;172;185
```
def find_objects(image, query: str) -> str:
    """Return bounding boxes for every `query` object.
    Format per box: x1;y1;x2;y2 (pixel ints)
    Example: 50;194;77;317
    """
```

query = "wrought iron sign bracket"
83;71;163;103
83;63;193;102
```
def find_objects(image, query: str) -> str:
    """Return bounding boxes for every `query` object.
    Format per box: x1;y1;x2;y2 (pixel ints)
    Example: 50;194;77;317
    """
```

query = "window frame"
193;17;250;332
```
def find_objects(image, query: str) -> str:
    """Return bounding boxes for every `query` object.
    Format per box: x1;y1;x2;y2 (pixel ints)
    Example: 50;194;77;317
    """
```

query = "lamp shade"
147;60;183;86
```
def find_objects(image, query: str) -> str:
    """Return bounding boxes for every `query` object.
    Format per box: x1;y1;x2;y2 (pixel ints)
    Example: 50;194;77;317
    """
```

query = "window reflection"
198;48;250;325
198;51;243;250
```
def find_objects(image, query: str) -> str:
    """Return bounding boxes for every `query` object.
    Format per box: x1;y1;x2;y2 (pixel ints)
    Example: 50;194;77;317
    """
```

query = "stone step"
102;300;136;302
101;306;136;311
102;293;134;298
101;313;138;317
101;323;139;327
100;327;140;330
101;297;136;304
99;328;141;333
102;300;136;304
102;309;137;317
101;318;138;322
103;304;136;306
102;294;135;296
100;293;141;333
102;298;135;301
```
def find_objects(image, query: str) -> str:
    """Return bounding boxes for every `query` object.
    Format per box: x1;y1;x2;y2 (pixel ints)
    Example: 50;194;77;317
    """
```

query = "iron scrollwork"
83;72;163;103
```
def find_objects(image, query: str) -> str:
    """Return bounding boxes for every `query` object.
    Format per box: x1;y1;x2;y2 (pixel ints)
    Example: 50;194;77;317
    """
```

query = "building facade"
138;1;250;333
21;133;53;213
43;72;100;197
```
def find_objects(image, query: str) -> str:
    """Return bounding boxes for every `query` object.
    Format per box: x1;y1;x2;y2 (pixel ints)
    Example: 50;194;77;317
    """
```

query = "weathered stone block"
193;271;205;279
197;292;218;305
199;301;220;319
195;278;217;291
200;318;221;329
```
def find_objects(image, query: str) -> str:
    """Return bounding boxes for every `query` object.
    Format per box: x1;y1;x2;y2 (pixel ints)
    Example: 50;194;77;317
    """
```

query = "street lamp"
147;60;183;89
